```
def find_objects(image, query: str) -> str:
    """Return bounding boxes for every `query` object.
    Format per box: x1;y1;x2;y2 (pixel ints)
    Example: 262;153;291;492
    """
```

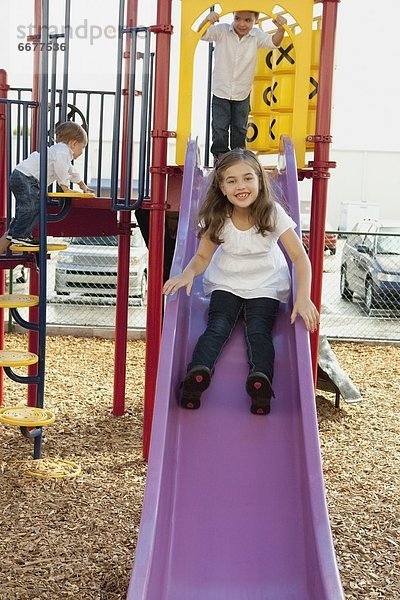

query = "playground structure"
0;0;343;596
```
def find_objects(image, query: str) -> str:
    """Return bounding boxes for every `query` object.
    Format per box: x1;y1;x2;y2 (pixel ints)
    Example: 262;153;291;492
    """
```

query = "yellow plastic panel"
0;350;38;367
255;48;274;77
246;116;270;151
0;294;39;309
269;112;293;151
251;79;273;114
272;35;296;73
271;73;295;112
309;69;319;108
176;0;315;167
306;109;316;149
311;26;321;68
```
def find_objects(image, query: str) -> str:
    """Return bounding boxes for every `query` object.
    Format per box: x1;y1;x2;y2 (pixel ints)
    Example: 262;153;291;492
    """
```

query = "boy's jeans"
8;170;40;239
211;94;251;157
188;290;280;380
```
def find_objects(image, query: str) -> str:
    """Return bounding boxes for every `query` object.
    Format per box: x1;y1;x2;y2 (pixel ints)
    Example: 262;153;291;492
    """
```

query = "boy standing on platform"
198;9;286;162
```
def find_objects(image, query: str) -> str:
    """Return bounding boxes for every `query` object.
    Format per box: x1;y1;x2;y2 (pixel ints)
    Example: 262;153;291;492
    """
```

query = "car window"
70;232;145;248
71;236;118;246
376;228;400;255
348;233;363;248
363;234;375;251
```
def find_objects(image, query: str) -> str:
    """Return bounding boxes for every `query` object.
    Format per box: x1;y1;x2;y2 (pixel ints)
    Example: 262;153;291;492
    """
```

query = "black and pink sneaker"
181;366;211;410
246;372;275;415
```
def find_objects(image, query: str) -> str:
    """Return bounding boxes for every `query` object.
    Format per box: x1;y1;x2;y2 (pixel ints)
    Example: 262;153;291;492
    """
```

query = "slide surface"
128;138;343;600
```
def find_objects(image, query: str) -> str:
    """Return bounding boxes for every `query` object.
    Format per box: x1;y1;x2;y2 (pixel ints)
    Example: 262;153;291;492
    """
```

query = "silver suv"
54;228;148;304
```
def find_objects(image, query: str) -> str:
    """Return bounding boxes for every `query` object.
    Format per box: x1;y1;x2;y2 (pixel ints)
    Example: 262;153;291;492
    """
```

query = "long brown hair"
197;149;276;244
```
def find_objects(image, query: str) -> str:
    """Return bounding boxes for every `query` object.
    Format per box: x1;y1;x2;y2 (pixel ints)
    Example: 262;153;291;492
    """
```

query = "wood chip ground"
0;335;398;599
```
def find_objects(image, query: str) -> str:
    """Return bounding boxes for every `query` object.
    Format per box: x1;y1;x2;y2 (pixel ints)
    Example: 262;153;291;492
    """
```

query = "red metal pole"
142;1;172;459
27;0;41;406
112;0;138;416
0;69;9;406
308;0;339;383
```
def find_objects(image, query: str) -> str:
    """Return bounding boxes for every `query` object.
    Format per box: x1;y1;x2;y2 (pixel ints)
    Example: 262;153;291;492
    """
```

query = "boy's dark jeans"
8;170;40;238
211;94;251;157
188;290;280;381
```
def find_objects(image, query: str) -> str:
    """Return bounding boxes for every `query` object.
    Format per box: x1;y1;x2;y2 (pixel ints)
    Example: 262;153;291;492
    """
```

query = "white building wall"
299;149;400;231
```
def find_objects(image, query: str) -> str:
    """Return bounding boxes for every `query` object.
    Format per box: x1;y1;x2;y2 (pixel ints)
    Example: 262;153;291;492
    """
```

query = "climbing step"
0;406;55;427
9;243;67;253
0;350;38;367
0;294;39;309
25;458;81;479
48;192;95;198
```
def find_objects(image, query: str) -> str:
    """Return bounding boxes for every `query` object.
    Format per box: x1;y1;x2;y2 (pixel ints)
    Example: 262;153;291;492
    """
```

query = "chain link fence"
5;232;147;332
320;227;400;342
4;229;399;342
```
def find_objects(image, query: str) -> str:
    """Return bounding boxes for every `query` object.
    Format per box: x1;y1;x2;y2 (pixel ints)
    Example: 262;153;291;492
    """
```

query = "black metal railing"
111;5;154;210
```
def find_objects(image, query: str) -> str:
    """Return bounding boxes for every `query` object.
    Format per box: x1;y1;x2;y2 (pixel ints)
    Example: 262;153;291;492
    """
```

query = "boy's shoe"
10;236;40;247
180;366;211;410
246;372;275;416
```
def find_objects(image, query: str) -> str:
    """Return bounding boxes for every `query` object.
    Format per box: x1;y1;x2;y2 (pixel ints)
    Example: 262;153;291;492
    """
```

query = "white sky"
1;0;400;152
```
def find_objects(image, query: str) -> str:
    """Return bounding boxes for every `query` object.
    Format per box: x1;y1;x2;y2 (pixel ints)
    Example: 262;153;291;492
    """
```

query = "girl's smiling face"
219;161;260;210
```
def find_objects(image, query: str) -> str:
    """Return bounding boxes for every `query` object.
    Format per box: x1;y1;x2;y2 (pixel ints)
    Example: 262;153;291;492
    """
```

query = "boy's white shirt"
15;142;82;187
201;23;277;101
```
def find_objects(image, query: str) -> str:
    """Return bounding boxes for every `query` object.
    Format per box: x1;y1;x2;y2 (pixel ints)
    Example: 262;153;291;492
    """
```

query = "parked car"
301;214;337;255
54;229;148;304
340;219;400;314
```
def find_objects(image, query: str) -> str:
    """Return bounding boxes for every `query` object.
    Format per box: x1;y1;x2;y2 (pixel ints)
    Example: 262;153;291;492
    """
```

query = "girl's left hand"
273;15;287;29
291;298;319;332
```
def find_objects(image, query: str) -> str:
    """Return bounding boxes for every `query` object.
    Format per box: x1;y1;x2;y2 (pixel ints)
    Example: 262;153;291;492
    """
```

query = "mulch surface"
0;335;398;599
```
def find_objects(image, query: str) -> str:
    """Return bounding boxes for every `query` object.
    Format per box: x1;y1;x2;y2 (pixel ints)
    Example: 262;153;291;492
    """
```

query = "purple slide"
128;138;343;599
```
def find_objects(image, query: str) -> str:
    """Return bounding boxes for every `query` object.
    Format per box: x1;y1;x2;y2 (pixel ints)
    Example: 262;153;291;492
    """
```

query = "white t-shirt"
202;23;277;101
16;143;82;188
203;202;296;301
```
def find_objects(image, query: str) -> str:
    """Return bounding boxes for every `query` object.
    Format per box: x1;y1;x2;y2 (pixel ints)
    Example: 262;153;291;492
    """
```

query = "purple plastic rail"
128;138;344;599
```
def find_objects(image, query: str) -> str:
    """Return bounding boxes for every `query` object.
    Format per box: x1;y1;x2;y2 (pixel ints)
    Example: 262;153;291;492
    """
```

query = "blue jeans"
188;290;280;380
211;94;251;157
8;169;40;238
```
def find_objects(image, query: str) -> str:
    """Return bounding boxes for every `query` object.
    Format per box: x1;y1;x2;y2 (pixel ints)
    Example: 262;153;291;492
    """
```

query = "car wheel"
139;273;147;306
340;267;353;300
365;279;378;315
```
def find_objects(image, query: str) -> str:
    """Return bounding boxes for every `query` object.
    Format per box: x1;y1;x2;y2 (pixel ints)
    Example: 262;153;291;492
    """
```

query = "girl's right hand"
162;272;194;296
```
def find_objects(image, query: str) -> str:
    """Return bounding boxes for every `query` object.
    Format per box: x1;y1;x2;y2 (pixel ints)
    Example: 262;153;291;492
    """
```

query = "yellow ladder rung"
0;350;38;367
0;406;55;427
9;243;68;253
0;294;39;309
